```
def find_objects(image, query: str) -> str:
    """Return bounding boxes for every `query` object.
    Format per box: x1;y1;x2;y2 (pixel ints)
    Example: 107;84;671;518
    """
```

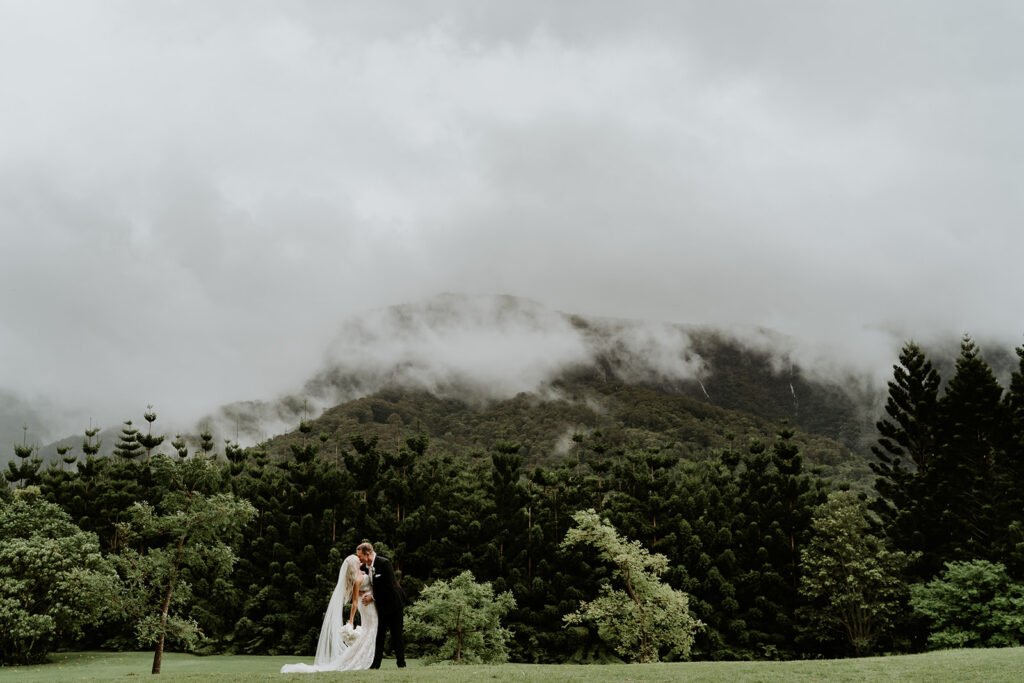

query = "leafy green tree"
909;560;1024;649
111;455;256;674
0;487;119;664
797;491;915;656
406;570;516;663
562;508;702;663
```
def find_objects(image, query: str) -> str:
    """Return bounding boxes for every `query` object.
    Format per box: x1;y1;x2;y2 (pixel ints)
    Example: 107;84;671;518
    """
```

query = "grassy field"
1;648;1022;682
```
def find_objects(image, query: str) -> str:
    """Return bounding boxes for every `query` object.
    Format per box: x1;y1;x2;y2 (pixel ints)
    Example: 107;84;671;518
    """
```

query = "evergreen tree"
4;426;41;489
198;428;215;457
81;426;101;457
136;406;165;461
57;444;77;470
928;337;1007;572
869;341;941;555
674;451;746;660
170;435;188;459
730;431;827;659
1000;345;1024;575
113;420;143;460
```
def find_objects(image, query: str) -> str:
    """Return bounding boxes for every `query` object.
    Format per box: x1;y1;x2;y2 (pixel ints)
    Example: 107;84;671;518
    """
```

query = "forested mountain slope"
260;376;871;487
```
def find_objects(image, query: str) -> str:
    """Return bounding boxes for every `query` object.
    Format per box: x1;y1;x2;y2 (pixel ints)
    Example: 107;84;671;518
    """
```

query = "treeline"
871;337;1024;578
4;336;1024;662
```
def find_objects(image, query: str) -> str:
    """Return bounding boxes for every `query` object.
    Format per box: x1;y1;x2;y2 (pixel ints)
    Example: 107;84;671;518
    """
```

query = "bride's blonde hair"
343;554;361;581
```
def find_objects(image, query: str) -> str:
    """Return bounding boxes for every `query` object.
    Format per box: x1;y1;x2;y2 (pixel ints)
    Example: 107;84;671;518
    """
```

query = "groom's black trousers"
371;609;405;668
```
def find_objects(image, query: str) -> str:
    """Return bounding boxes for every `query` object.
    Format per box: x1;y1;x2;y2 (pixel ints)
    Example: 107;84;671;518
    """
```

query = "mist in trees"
3;333;1023;664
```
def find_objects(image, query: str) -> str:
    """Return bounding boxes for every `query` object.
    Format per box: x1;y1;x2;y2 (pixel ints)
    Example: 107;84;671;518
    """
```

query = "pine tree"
171;435;188;459
113;420;143;460
672;453;745;659
869;341;941;555
57;444;77;470
928;337;1008;571
730;430;826;659
1002;346;1024;574
82;426;101;457
135;406;165;461
198;428;215;457
4;425;42;489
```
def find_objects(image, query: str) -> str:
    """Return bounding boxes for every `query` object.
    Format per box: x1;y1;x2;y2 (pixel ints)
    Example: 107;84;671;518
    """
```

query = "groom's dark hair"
357;542;374;554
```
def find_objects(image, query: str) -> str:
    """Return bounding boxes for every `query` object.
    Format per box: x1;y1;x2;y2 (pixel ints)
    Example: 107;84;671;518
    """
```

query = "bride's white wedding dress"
281;555;378;673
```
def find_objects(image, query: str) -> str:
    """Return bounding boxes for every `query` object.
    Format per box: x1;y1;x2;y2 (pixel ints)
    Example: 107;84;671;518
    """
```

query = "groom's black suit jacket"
365;555;405;616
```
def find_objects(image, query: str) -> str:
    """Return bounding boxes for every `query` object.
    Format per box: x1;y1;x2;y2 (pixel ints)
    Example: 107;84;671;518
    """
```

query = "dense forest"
3;336;1024;664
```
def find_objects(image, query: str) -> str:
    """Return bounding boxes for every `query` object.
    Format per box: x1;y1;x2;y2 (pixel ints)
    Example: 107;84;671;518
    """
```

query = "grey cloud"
2;2;1023;446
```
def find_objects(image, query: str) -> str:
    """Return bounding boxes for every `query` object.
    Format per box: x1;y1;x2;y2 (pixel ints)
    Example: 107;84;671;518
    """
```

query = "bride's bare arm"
349;575;361;623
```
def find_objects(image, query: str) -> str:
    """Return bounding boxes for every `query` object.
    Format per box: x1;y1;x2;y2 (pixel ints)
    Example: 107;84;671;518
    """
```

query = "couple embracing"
281;542;406;673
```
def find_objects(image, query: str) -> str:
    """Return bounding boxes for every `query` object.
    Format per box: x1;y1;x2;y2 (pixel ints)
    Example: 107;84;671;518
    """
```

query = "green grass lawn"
1;648;1022;682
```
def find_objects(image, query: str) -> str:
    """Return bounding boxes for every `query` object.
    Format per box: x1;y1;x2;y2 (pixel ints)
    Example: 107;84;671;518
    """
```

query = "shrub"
406;571;516;663
909;559;1024;649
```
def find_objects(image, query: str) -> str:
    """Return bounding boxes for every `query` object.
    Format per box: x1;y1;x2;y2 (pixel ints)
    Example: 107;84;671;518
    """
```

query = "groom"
356;542;406;669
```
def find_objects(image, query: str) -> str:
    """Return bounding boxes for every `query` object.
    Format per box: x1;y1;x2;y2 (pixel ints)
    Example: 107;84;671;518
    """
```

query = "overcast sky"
3;1;1024;438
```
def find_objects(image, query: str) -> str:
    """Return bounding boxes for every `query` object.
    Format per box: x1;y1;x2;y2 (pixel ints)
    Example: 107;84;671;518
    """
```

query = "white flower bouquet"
340;623;361;647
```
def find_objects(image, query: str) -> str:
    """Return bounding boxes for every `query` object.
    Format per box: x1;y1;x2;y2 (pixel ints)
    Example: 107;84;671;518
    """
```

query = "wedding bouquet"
340;623;361;647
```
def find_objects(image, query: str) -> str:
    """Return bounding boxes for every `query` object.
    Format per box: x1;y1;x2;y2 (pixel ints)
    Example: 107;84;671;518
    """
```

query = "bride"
281;554;377;673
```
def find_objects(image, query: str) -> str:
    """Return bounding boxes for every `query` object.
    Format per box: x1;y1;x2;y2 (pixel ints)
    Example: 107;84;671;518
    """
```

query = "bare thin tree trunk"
152;580;175;674
153;499;191;674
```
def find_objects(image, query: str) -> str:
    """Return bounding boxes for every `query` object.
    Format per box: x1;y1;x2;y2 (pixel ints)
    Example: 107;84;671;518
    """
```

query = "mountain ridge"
17;293;1014;477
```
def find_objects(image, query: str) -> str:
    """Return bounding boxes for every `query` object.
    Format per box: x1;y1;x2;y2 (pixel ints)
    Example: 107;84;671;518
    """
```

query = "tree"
1002;345;1024;574
111;455;256;674
170;435;188;459
82;425;101;458
909;560;1024;649
928;338;1007;570
4;425;42;489
113;420;143;460
0;487;119;664
797;491;915;656
728;431;826;659
561;509;702;663
198;428;215;457
869;342;940;554
57;444;77;470
405;570;516;663
136;406;166;461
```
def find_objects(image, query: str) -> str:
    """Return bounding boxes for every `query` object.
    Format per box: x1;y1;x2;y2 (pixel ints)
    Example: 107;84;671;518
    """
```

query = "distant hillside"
199;295;884;459
260;376;873;488
24;295;1020;480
